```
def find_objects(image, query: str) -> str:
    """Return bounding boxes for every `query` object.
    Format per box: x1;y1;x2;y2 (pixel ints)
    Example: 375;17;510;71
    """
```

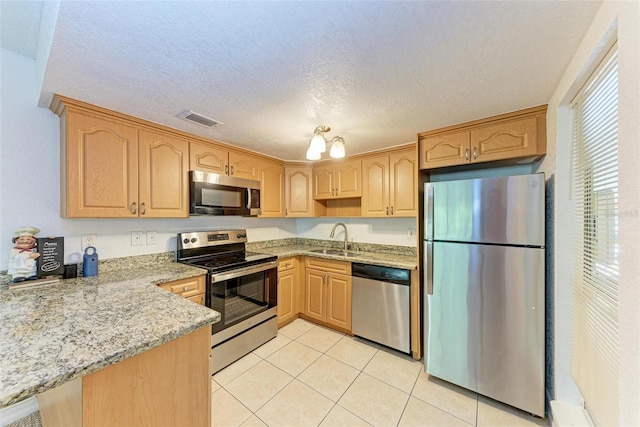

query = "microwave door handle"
246;188;251;209
210;261;278;282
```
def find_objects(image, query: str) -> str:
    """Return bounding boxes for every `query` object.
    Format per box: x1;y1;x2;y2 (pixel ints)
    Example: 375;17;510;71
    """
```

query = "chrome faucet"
329;222;349;250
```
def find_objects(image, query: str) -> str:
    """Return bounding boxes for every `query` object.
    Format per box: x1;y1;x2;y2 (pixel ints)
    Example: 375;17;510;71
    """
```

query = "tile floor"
211;319;548;427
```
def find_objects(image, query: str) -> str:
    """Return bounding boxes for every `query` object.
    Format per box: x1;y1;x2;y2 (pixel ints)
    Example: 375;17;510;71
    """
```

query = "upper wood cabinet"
313;159;361;200
189;141;258;180
55;103;188;218
284;165;313;217
419;105;547;170
361;148;417;217
258;158;285;217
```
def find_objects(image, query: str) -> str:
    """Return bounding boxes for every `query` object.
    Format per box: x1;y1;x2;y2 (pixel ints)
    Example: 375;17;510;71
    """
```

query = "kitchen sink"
308;248;361;258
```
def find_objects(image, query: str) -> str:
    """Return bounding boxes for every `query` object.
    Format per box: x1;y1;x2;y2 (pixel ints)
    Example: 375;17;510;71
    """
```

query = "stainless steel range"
176;229;278;373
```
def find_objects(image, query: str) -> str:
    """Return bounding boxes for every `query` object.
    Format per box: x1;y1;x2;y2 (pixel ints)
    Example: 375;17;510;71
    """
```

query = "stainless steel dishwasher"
351;263;411;354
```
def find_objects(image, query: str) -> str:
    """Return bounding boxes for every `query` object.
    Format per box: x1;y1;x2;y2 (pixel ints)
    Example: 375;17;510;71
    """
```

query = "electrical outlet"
131;231;144;246
81;234;97;251
407;228;416;239
146;231;157;245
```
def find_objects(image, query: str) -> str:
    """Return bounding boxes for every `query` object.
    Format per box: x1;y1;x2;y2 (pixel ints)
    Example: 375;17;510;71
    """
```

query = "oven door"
207;261;278;334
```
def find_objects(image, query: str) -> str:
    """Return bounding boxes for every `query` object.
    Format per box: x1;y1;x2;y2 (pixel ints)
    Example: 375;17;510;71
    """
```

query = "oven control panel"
177;229;248;250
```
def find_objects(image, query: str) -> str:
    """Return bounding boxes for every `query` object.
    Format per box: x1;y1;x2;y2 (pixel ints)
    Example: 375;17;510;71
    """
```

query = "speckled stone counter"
0;257;218;407
248;238;418;270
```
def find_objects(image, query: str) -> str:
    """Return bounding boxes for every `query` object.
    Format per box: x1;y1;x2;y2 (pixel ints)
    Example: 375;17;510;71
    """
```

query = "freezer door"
425;242;545;416
425;173;545;246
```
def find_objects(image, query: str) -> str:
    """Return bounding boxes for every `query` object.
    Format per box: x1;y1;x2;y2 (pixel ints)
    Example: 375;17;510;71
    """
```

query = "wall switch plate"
408;228;416;239
131;231;144;246
81;234;97;251
146;231;157;245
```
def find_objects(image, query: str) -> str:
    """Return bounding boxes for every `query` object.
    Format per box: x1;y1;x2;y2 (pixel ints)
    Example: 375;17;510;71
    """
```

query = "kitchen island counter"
0;260;219;408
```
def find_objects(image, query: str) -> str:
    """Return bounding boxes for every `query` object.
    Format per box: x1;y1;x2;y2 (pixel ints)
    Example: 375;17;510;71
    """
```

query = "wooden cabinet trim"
305;257;350;274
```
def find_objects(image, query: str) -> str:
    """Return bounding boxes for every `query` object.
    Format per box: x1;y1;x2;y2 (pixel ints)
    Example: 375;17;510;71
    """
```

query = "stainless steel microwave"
190;171;261;216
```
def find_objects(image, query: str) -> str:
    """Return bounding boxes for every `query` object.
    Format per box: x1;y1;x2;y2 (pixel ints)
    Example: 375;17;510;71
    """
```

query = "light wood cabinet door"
259;159;285;217
470;116;542;163
159;276;205;299
277;258;299;327
284;165;313;217
304;269;326;323
335;159;362;198
138;129;190;218
189;141;228;174
64;110;139;218
419;131;470;169
326;273;352;331
389;149;417;217
228;150;258;180
361;155;390;217
313;165;334;199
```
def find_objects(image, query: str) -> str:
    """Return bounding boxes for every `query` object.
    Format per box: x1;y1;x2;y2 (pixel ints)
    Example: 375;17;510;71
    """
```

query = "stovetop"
187;251;277;273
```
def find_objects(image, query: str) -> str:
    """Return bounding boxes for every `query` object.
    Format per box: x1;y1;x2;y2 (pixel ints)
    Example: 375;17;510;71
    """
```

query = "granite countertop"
0;260;218;407
249;239;418;270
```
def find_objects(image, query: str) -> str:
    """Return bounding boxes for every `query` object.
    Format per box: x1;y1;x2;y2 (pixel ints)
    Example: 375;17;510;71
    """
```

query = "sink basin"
308;248;361;258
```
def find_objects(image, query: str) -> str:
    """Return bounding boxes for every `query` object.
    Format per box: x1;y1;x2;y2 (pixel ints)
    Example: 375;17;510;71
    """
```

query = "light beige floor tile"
320;405;372;427
213;352;262;386
399;396;473;427
266;340;322;376
477;395;547;426
411;372;478;425
252;333;292;359
338;373;410;427
296;325;344;353
325;336;379;370
224;360;293;412
363;349;422;393
211;388;252;427
255;380;334;427
278;318;316;339
298;354;360;401
239;415;267;427
211;378;221;393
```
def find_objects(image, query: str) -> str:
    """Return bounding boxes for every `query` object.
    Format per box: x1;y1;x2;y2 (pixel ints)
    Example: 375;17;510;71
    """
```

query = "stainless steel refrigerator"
424;173;545;417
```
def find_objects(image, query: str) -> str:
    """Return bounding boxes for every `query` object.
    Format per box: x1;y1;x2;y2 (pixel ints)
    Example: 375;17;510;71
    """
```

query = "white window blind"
571;43;618;427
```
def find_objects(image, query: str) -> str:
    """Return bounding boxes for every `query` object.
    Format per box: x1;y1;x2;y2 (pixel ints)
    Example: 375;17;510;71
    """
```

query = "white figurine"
8;226;41;282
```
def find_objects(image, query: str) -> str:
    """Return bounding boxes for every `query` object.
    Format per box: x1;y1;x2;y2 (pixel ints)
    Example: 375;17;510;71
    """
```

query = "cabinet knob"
391;206;394;215
225;165;229;174
140;202;146;215
230;166;235;175
473;147;478;159
183;286;189;291
130;202;137;214
386;207;389;215
465;148;469;161
285;208;288;216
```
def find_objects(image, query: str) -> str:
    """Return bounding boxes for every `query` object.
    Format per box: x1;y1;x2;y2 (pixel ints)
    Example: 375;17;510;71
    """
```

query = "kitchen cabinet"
190;140;259;180
52;97;189;218
419;105;547;170
313;159;362;199
361;148;417;217
277;257;299;327
303;257;351;332
158;276;206;305
284;164;313;217
259;159;285;217
37;326;211;427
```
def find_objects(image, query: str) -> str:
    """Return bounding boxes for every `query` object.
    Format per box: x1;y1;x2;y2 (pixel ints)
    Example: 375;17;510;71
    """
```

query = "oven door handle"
210;261;278;282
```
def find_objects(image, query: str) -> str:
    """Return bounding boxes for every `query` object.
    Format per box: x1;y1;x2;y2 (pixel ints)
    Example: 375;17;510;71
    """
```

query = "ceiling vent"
177;110;222;128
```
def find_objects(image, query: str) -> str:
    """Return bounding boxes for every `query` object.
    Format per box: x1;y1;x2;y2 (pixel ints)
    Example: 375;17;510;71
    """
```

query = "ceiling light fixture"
329;136;346;159
308;125;330;154
305;125;347;160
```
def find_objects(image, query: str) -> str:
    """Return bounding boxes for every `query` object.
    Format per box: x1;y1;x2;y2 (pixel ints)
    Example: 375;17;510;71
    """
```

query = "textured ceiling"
17;1;604;161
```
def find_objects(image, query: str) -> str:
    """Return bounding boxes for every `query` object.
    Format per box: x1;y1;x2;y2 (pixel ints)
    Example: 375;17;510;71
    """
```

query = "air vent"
177;110;223;128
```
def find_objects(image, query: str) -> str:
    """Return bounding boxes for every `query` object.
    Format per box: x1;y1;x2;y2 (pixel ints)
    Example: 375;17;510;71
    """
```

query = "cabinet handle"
140;202;146;215
386;207;389;215
285;208;288;216
183;286;189;291
465;148;469;161
130;202;137;214
391;206;394;215
225;165;229;174
230;166;235;175
473;147;478;159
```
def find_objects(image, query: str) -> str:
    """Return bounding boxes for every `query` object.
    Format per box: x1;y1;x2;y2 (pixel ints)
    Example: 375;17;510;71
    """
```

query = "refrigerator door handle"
425;241;434;295
425;185;434;241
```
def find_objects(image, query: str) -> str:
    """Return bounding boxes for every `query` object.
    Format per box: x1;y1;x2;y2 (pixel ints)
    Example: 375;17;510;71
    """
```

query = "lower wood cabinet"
158;276;205;305
37;326;211;427
277;257;299;327
302;257;351;333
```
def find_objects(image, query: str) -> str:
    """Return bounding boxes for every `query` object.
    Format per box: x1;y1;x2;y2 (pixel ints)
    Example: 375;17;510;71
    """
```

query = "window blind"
571;43;618;427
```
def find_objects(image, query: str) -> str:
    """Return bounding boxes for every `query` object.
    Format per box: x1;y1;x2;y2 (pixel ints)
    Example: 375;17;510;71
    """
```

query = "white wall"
0;48;415;271
537;1;640;424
